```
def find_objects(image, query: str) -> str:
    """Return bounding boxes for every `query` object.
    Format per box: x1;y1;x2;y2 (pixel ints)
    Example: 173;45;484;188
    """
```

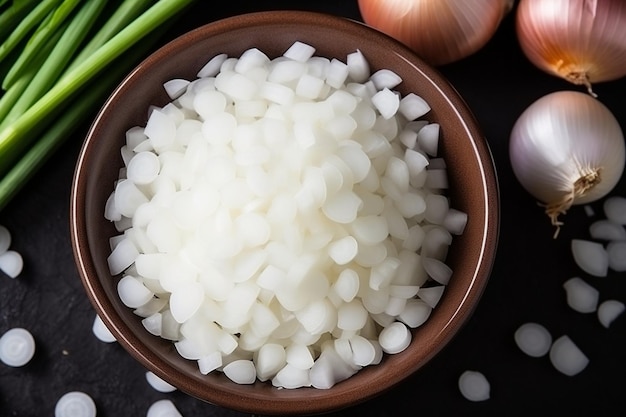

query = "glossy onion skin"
509;90;625;207
516;0;626;84
357;0;512;66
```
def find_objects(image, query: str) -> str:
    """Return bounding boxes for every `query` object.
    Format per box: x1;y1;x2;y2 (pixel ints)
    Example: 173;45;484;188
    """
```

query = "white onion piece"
397;298;432;328
310;346;358;389
346;49;370;83
142;313;162;336
607;240;626;272
597;300;625;329
283;41;316;62
349;335;378;366
145;371;177;393
0;224;11;254
418;285;445;308
399;93;430;121
603;196;626;225
163;78;189;99
422;257;452;285
443;208;468;235
147;399;182;417
563;277;599;313
272;363;311;389
0;250;23;278
458;370;490;402
589;219;626;241
369;68;402;90
378;322;411;354
514;322;551;357
549;335;589;376
371;87;399;119
117;275;154;308
0;328;35;367
198;351;222;375
223;359;257;384
197;53;227;78
571;239;609;277
92;314;116;343
417;123;439;156
54;391;96;417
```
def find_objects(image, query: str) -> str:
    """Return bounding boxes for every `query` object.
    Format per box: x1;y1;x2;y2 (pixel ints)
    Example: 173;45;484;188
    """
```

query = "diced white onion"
417;285;445;308
563;277;599;313
92;314;116;343
589;219;626;241
0;327;35;367
458;370;490;402
0;250;23;278
0;224;11;254
369;68;402;90
603;196;626;224
514;322;551;357
371;87;399;120
163;78;190;99
54;392;96;417
104;41;466;389
571;239;609;277
145;371;177;393
549;335;589;376
597;300;625;328
346;49;370;83
378;321;411;354
223;359;257;384
607;240;626;271
399;93;430;121
147;399;182;417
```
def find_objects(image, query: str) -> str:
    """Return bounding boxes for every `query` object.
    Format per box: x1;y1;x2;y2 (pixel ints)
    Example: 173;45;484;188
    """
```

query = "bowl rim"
70;9;500;415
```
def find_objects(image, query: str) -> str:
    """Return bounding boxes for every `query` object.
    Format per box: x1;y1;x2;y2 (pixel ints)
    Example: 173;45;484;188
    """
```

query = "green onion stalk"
0;0;198;211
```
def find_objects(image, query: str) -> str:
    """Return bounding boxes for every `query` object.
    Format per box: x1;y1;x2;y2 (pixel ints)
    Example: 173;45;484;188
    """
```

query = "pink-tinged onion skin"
357;0;513;66
516;0;626;94
509;91;625;234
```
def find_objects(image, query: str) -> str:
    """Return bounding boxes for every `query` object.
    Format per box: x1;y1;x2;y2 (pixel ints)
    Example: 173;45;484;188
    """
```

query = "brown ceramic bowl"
70;10;499;416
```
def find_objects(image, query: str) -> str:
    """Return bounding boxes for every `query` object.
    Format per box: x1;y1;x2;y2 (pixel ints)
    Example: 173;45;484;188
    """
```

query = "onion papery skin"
357;0;513;66
516;0;626;93
509;91;625;229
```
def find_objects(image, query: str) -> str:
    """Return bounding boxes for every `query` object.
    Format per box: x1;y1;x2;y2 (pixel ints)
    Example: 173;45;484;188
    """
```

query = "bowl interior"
70;10;499;416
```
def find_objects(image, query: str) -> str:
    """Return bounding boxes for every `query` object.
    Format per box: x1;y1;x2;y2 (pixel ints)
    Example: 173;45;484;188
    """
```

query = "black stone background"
1;1;625;416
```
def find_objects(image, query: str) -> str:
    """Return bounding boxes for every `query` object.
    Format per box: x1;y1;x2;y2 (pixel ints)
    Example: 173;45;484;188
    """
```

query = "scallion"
0;0;198;207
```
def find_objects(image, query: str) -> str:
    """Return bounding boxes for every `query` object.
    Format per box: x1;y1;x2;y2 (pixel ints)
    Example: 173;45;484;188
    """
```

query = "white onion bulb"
516;0;626;96
358;0;514;65
509;90;625;236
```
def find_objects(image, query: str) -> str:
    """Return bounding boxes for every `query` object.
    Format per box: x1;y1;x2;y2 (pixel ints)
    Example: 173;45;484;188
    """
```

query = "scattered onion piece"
597;300;625;329
0;327;35;367
145;371;177;393
563;277;599;313
458;370;490;402
147;399;182;417
0;250;23;278
92;314;116;343
606;241;626;272
514;322;552;358
54;391;96;417
603;196;626;225
571;239;609;277
549;335;589;376
589;219;626;241
0;225;11;254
